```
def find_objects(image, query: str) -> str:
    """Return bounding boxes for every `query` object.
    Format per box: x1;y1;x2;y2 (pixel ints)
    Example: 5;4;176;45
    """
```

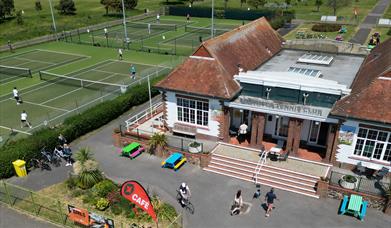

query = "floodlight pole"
211;0;215;38
48;0;57;39
121;0;128;42
147;75;153;119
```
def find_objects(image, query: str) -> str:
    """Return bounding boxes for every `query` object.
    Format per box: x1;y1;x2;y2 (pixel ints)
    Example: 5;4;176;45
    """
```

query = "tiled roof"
155;17;284;99
331;39;391;123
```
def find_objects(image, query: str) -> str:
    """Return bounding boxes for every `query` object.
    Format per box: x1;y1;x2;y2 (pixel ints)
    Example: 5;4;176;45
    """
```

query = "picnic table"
161;152;186;171
122;142;144;159
339;194;368;221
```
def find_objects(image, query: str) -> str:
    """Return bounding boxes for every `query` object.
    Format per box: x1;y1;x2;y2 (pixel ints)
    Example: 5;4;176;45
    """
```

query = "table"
346;194;363;218
270;147;281;154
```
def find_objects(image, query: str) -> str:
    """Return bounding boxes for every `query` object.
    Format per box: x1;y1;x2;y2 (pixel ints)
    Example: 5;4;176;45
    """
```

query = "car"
121;142;144;159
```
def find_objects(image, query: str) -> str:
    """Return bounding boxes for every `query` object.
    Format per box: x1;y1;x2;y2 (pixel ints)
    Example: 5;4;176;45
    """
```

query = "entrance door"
308;121;321;144
274;117;288;137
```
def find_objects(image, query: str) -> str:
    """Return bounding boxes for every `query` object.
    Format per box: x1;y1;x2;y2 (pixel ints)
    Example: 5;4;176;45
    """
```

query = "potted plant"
188;141;202;153
148;132;167;157
339;174;358;190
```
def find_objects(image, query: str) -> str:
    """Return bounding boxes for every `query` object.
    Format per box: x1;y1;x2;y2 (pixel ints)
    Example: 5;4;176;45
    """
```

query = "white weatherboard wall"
164;91;221;138
336;120;391;170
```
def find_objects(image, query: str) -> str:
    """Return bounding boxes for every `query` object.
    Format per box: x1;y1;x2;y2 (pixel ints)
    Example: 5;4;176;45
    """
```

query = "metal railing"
125;101;163;131
253;150;269;185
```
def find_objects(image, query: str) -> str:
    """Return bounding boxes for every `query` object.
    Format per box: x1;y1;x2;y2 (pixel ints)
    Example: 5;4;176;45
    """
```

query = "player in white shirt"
156;14;160;23
118;48;123;60
20;110;32;128
13;87;21;105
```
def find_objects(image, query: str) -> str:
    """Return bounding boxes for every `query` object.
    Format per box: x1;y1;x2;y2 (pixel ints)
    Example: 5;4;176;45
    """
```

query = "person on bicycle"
231;190;243;216
178;182;191;207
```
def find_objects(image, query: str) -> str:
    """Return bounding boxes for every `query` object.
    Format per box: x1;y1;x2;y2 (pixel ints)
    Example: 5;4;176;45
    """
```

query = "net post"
28;69;33;78
38;71;42;80
77;29;81;43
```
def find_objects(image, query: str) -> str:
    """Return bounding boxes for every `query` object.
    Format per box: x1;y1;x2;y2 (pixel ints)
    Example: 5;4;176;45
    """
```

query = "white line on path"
0;126;32;135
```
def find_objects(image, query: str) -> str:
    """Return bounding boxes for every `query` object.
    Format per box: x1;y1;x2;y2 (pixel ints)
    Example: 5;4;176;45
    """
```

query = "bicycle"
29;157;51;171
41;147;61;167
176;190;194;214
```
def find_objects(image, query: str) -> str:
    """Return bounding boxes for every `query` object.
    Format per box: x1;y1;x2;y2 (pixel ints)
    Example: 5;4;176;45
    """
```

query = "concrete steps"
204;153;320;198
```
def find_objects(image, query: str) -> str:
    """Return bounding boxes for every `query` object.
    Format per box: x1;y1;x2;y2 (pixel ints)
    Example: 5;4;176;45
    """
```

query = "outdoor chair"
278;150;290;162
355;162;366;175
375;167;389;181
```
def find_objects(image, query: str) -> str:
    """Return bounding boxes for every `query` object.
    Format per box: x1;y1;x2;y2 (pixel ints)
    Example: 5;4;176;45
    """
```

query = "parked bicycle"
29;156;51;171
41;147;61;167
176;190;194;214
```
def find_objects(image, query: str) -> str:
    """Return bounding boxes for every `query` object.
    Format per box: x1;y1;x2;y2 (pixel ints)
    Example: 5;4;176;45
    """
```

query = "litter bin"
13;160;27;177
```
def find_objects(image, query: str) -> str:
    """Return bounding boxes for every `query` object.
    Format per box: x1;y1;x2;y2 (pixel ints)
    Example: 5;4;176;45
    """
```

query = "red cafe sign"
120;180;157;223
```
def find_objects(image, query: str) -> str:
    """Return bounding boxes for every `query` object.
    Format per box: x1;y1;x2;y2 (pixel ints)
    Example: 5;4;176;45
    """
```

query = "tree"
224;0;229;10
100;0;136;15
73;148;103;189
16;9;23;24
326;0;351;16
240;0;246;8
247;0;266;9
315;0;322;12
148;132;167;157
35;1;42;13
55;0;76;15
0;0;15;19
124;0;137;10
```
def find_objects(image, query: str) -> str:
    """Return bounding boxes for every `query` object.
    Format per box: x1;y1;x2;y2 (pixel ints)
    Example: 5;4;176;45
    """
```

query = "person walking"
186;14;191;22
156;13;160;23
265;188;278;217
20;110;32;128
12;87;21;105
129;64;136;80
7;40;14;53
118;48;123;60
58;134;67;147
230;190;243;216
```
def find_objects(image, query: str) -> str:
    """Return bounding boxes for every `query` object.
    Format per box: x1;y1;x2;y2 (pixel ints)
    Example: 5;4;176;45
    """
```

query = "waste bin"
12;160;27;177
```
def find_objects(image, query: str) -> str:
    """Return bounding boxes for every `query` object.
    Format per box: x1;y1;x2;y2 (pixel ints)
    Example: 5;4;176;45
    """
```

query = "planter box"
339;175;358;190
188;143;202;153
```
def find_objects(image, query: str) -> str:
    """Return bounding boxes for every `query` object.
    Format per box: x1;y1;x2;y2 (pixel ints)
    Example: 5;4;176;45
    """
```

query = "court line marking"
0;126;32;135
0;60;114;103
13;57;55;65
5;98;69;112
35;49;90;59
40;73;120;105
93;69;130;77
109;59;172;69
0;76;25;85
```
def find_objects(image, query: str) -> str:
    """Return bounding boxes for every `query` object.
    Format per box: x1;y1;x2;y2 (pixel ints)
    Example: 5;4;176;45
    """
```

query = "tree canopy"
55;0;77;15
0;0;15;19
100;0;137;15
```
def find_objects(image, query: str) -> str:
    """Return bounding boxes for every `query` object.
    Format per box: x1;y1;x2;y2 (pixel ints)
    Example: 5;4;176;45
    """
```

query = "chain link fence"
329;171;389;197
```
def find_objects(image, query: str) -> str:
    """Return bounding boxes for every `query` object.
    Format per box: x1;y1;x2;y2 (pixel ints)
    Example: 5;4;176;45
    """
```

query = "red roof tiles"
155;17;284;99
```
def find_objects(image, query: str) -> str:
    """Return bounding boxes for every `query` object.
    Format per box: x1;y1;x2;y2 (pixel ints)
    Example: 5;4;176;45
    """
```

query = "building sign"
67;205;114;228
238;96;324;117
338;125;356;145
120;180;157;223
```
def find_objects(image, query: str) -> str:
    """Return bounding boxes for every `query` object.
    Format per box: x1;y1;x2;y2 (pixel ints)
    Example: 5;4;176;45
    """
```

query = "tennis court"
0;49;88;84
0;59;170;143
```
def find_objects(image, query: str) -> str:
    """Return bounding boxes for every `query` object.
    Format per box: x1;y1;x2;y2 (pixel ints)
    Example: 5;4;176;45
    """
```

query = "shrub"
96;198;110;211
387;28;391;36
77;169;104;189
0;75;164;178
110;203;123;215
343;175;357;183
92;179;117;198
189;141;201;148
312;23;341;32
270;17;285;30
65;176;78;190
82;191;97;205
70;189;84;198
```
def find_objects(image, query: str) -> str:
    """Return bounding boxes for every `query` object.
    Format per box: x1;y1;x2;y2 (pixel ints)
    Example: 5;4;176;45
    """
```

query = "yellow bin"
13;160;27;177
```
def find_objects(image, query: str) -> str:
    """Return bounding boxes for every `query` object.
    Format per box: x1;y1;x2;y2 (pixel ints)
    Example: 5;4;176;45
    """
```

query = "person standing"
238;122;248;143
7;40;14;53
265;188;278;217
156;13;160;23
20;110;32;128
147;23;151;35
118;48;123;60
58;134;67;147
186;14;191;22
129;64;136;80
13;87;21;105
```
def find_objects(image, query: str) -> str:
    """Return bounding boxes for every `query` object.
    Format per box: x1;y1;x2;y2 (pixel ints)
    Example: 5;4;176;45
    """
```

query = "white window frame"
308;121;321;144
353;127;391;162
177;97;209;127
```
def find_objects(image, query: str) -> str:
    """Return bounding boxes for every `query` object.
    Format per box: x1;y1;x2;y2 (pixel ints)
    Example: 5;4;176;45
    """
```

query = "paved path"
7;97;391;228
349;0;390;44
0;204;58;228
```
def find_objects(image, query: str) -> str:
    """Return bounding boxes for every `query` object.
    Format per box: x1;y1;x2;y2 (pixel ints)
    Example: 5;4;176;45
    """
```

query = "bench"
339;195;349;214
162;152;187;171
129;147;144;159
122;142;144;159
360;201;368;221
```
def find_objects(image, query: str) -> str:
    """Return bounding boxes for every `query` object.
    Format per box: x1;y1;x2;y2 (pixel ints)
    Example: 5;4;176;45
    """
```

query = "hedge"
312;24;341;32
0;76;163;179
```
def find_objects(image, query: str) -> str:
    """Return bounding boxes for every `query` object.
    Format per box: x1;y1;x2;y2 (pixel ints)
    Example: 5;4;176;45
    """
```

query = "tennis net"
184;25;230;35
39;71;128;93
128;22;177;31
0;65;32;78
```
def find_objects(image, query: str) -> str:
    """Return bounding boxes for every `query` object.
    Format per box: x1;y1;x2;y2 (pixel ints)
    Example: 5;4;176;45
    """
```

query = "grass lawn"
0;41;179;146
383;3;391;18
197;0;378;22
365;27;391;44
283;22;357;41
0;0;175;45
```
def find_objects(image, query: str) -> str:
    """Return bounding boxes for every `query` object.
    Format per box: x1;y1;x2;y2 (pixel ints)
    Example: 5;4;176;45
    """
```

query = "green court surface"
0;49;88;84
0;41;177;146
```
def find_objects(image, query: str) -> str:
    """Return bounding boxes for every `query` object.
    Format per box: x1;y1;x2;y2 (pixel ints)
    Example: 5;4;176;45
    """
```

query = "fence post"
30;192;39;215
181;138;184;151
137;129;140;140
77;29;81;43
57;200;64;224
3;181;13;206
356;176;362;191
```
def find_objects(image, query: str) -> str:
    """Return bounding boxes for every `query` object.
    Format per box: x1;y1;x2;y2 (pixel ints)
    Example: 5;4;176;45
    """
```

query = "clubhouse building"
155;17;391;171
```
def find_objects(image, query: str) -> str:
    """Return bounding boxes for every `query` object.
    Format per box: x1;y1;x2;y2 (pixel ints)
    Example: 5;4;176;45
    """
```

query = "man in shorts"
118;48;123;60
20;110;32;128
265;188;277;217
156;14;160;23
130;64;136;80
13;87;21;105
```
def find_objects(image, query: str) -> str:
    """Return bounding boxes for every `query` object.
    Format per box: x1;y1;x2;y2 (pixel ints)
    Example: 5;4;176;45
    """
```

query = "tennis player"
130;64;136;80
13;87;21;105
20;110;32;128
118;48;123;60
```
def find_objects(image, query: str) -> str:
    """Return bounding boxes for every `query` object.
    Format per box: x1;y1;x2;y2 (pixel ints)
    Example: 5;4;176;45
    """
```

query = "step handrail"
253;149;268;185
